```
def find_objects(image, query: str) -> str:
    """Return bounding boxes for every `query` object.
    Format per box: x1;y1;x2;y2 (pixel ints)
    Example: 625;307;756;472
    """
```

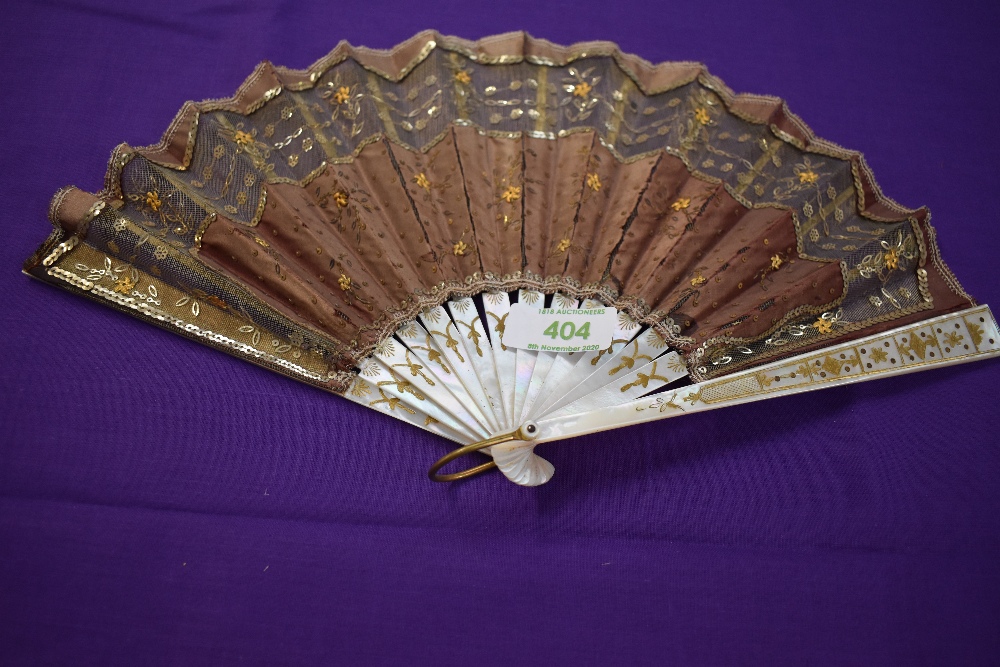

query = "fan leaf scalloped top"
32;31;973;393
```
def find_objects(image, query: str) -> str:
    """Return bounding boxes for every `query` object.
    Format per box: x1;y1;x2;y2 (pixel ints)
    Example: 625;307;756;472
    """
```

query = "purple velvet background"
2;1;999;664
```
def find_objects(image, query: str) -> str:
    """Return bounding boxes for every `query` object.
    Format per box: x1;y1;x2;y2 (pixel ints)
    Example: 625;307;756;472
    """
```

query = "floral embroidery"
586;173;601;191
145;191;162;212
671;197;691;211
557;238;571;253
333;191;349;208
573;81;592;98
112;272;138;294
690;273;706;287
694;107;710;125
770;254;783;270
501;185;521;203
869;347;888;363
943;331;964;347
414;172;431;190
452;240;468;256
333;86;352;105
813;318;834;334
454;70;471;85
884;247;899;270
798;170;819;184
338;274;352;291
233;130;253;147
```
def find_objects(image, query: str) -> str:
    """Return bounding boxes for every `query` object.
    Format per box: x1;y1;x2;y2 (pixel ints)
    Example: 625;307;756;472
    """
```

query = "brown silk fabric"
26;32;976;392
199;132;842;354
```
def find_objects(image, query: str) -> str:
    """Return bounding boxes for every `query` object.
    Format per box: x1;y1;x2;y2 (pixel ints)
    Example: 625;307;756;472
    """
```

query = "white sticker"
504;303;617;352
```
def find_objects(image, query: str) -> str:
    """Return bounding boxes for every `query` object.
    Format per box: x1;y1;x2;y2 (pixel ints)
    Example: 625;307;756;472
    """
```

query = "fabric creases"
26;32;974;394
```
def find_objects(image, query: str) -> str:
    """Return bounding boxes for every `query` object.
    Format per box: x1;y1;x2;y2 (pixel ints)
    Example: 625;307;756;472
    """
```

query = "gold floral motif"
338;274;352;291
620;361;670;392
145;191;162;212
770;254;783;270
967;323;984;347
694;107;710;125
414;172;431;190
112;273;138;294
813;318;834;334
884;247;899;270
556;238;571;253
943;331;964;347
671;197;691;211
392;349;435;386
690;273;706;287
333;86;352;105
573;81;592;98
500;185;521;203
349;379;372;398
452;240;468;256
428;321;464;362
869;347;888;363
798;170;819;184
287;154;299;167
454;70;471;85
333;191;349;208
233;130;253;147
586;172;601;191
369;388;416;414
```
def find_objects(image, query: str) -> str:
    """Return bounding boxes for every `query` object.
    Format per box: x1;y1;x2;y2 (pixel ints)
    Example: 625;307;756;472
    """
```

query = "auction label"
504;302;617;352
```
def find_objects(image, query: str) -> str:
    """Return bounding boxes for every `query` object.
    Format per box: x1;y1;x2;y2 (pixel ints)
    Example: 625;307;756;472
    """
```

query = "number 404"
543;321;591;340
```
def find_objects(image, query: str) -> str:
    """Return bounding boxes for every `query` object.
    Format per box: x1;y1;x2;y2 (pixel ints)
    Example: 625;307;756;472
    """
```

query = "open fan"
25;32;998;486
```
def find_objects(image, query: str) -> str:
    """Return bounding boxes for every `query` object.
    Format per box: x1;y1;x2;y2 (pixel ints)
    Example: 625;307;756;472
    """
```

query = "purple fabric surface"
2;1;999;664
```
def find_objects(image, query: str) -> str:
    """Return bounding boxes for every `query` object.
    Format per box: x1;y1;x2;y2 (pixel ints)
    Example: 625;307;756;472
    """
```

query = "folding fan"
25;32;998;486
